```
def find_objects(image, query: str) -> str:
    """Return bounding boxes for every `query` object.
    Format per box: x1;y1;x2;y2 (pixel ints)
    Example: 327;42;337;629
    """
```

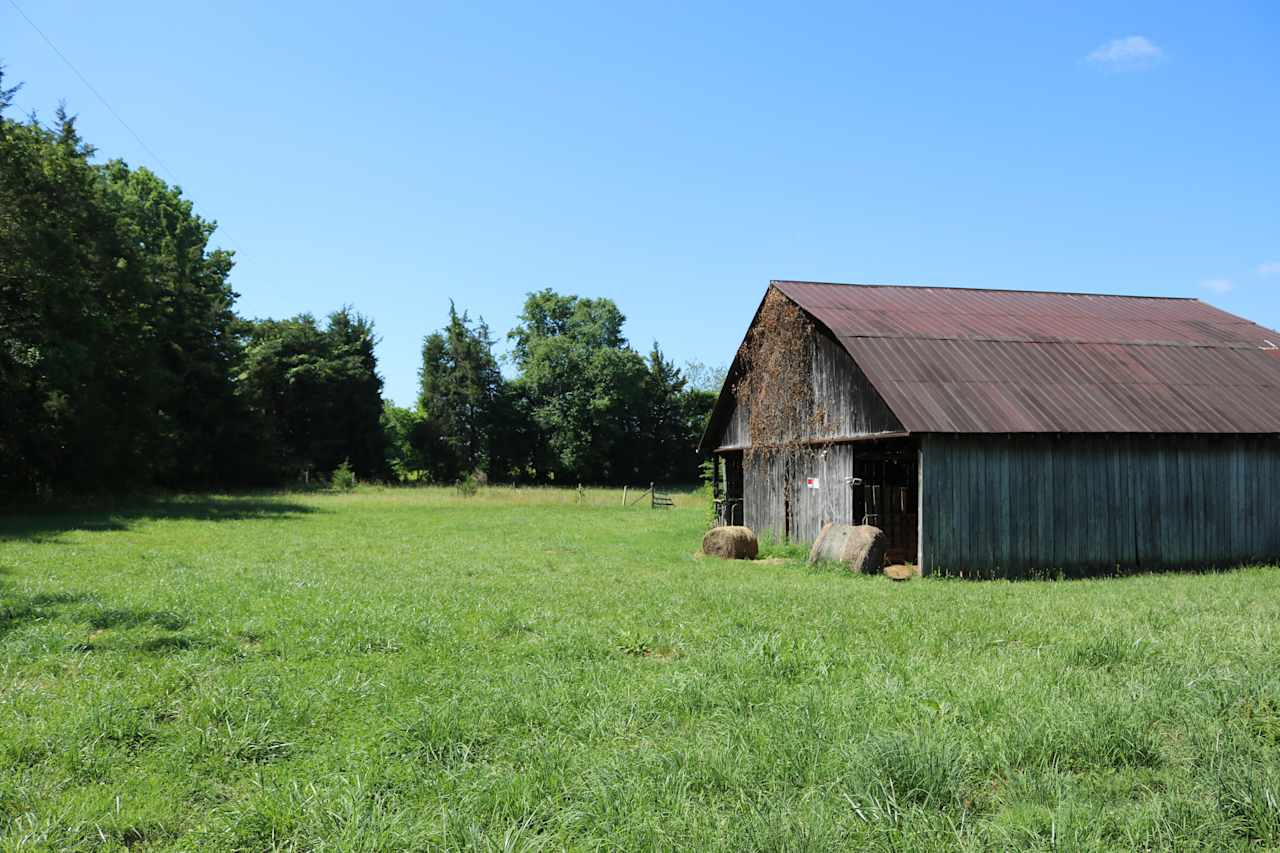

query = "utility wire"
6;0;242;252
5;0;178;184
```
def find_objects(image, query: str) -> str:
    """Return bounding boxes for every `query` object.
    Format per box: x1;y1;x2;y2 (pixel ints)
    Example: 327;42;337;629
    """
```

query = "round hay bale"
808;523;887;573
701;526;759;560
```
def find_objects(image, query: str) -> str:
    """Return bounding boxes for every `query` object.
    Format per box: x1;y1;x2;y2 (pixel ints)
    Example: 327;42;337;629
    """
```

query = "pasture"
2;488;1279;851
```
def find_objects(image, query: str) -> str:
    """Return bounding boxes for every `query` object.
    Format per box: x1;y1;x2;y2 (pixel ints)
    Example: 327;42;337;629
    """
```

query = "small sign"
806;477;820;489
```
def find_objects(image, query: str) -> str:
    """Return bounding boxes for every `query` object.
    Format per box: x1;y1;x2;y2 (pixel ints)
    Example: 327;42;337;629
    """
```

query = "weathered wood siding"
712;325;902;450
809;330;903;440
921;434;1280;577
718;398;749;449
743;449;785;539
743;445;859;543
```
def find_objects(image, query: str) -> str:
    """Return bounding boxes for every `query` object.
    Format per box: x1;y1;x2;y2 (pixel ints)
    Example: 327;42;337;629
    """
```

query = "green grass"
2;488;1280;851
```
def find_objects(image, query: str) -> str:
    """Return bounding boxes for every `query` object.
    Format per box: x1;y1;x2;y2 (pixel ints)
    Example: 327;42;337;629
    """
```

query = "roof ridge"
772;280;1200;302
834;333;1267;349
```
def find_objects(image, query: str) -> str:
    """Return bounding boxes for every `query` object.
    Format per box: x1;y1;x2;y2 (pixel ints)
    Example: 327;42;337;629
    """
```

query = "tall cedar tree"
416;304;502;481
642;344;692;482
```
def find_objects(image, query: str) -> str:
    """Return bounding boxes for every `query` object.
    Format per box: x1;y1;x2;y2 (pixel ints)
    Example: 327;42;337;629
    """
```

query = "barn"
700;280;1280;577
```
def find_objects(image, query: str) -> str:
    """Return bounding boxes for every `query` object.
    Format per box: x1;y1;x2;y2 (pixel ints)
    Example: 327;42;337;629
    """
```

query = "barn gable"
700;290;904;453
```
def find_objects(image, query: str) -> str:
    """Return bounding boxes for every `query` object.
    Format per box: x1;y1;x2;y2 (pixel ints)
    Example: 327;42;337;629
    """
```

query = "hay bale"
884;563;920;582
701;526;759;560
809;523;887;573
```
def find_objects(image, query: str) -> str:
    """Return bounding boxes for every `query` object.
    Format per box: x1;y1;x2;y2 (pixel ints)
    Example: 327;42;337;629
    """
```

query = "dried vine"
734;288;827;462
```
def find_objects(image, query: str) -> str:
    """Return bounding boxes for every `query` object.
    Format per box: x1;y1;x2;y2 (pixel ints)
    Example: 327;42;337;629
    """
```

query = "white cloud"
1258;261;1280;277
1086;36;1164;70
1201;278;1234;294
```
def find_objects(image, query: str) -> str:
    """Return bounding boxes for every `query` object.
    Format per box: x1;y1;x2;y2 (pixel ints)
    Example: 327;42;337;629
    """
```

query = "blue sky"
4;1;1277;405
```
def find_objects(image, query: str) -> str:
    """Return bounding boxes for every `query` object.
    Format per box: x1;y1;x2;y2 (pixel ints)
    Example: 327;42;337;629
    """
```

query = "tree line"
389;294;718;487
0;70;720;501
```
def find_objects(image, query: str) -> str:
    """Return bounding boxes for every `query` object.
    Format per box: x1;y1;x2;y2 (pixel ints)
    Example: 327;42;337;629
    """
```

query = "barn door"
717;452;744;526
851;453;919;565
850;464;878;526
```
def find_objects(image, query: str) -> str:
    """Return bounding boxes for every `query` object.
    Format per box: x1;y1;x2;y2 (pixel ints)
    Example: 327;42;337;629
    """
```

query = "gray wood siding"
809;330;903;440
712;325;902;450
742;445;858;544
793;445;857;543
921;434;1280;577
742;449;784;539
718;397;749;449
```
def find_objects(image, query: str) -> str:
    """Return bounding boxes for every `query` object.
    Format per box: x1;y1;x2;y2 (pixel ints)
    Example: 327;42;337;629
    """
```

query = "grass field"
2;488;1280;851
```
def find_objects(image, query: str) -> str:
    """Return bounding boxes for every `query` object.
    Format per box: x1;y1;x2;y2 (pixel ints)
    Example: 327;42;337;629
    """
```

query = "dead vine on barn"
734;287;828;462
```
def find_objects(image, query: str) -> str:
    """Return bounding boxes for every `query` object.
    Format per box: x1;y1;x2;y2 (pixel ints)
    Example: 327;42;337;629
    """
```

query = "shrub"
331;459;357;491
455;473;479;497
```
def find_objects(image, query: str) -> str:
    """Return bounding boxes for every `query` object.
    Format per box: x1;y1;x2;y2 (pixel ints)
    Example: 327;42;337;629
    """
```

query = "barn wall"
921;434;1280;577
795;445;857;540
809;330;903;440
742;450;783;539
719;398;749;449
742;445;857;544
712;324;902;450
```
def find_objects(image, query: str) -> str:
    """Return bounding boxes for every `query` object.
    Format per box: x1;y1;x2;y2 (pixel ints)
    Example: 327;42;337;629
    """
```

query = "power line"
5;0;241;249
5;0;177;183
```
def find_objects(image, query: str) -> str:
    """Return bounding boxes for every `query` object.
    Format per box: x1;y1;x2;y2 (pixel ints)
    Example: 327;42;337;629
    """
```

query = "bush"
331;459;357;491
455;473;479;497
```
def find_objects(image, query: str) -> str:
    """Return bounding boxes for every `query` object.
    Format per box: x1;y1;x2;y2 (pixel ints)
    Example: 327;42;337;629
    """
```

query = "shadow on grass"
1;585;209;650
84;605;189;631
0;495;318;543
0;588;89;639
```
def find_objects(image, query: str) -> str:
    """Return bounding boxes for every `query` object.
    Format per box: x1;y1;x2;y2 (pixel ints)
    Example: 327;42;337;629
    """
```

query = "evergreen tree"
416;304;503;480
236;309;387;482
641;343;689;482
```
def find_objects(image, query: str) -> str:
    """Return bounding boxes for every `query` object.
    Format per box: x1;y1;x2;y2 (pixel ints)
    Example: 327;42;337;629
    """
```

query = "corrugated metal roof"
772;280;1280;434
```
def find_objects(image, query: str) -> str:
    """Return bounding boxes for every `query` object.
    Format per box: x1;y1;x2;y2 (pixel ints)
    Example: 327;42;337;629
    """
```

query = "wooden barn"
700;280;1280;577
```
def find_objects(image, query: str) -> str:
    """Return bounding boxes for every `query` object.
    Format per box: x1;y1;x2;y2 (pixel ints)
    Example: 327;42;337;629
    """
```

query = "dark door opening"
850;450;918;565
715;451;744;526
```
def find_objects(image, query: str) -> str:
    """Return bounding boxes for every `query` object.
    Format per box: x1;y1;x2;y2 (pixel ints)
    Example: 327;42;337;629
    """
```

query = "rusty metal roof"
773;280;1280;434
